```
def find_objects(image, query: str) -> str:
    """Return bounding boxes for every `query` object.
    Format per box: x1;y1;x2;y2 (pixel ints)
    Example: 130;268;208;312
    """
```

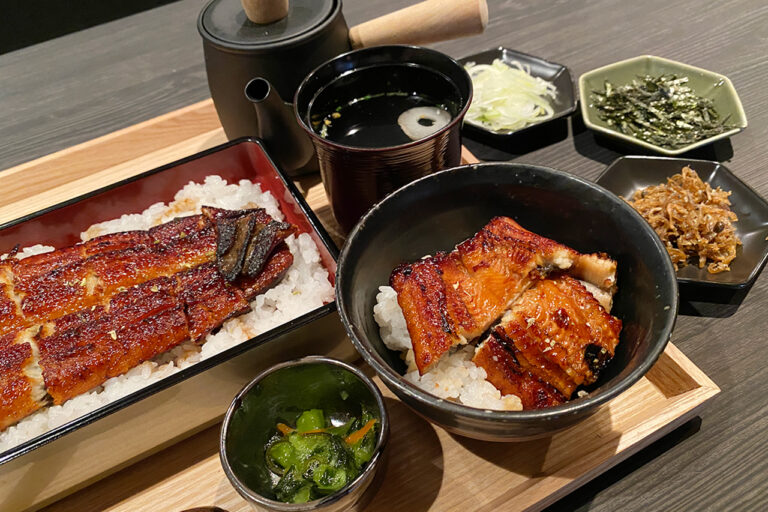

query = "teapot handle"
348;0;489;49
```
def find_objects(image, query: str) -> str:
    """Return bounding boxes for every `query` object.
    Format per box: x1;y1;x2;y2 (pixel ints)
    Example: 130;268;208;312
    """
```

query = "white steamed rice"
373;286;522;411
0;176;334;453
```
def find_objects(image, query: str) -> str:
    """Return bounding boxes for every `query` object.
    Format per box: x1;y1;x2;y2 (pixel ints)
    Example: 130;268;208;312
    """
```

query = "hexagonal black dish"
597;156;768;289
457;47;576;149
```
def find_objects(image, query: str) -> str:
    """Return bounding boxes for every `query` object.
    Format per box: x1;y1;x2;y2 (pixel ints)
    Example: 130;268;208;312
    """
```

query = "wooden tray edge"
527;342;719;511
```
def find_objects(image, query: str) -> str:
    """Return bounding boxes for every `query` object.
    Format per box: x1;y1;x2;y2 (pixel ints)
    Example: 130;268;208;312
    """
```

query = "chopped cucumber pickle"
296;409;325;433
265;408;379;503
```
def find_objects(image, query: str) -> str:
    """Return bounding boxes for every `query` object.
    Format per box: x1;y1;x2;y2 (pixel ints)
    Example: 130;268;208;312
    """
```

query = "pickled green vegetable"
265;408;379;503
296;409;325;432
265;440;294;475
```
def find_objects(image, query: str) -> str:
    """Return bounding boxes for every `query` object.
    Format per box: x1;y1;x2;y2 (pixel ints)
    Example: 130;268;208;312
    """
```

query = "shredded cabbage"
464;59;558;132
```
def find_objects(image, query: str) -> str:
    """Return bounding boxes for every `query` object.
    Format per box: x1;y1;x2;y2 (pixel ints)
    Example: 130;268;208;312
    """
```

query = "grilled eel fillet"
390;217;617;375
0;208;296;429
0;328;45;430
473;276;622;409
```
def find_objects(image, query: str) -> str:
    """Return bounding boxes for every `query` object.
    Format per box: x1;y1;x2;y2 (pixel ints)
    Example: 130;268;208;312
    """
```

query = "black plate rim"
0;137;339;466
457;46;578;138
337;161;678;423
596;154;768;289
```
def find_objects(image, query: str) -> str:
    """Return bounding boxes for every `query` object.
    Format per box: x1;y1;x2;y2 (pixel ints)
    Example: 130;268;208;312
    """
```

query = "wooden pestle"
241;0;289;24
349;0;489;49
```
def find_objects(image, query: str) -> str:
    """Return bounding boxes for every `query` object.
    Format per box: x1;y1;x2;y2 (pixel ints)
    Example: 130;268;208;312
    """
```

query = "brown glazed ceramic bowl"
294;45;472;233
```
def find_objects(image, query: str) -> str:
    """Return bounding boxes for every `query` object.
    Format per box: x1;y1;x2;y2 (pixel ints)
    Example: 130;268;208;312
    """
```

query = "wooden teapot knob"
349;0;489;49
241;0;289;24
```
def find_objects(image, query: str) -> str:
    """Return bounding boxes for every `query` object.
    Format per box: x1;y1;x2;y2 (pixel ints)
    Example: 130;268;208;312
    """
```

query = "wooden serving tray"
0;100;720;512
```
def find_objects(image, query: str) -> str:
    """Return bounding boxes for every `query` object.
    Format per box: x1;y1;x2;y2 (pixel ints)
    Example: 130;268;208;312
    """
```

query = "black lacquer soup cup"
295;45;472;234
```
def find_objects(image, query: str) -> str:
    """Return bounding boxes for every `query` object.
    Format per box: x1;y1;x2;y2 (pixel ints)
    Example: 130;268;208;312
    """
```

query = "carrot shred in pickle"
344;419;377;445
276;423;294;435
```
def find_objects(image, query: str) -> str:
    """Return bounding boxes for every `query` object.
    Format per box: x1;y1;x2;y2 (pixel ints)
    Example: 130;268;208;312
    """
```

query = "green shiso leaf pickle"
265;407;379;503
296;409;325;433
590;74;735;149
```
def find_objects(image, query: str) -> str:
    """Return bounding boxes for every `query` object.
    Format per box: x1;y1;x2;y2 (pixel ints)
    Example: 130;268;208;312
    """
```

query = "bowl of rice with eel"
336;162;678;441
0;175;335;453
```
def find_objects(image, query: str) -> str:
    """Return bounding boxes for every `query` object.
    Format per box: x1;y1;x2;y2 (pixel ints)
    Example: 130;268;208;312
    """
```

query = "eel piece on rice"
471;332;565;409
0;283;26;338
37;277;190;404
235;242;294;300
473;275;622;405
173;263;250;341
0;206;299;427
202;206;295;280
0;328;46;429
390;217;617;374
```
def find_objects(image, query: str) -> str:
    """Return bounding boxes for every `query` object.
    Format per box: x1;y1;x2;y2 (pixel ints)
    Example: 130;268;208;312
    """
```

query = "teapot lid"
199;0;336;49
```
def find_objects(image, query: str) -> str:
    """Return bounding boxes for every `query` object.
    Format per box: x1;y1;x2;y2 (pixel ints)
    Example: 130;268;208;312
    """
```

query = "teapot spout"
245;77;317;176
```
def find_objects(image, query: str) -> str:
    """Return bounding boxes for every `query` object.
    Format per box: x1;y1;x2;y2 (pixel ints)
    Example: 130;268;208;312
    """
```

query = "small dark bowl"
336;163;678;441
294;45;472;234
597;156;768;289
458;47;576;149
220;356;389;511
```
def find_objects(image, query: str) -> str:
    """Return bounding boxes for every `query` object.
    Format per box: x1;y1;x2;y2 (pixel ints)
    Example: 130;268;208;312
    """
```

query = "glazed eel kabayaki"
473;276;621;409
0;206;296;429
390;216;617;375
390;216;622;410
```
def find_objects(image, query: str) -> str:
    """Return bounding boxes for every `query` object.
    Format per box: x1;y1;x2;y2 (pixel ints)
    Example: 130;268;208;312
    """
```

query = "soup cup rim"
293;44;473;153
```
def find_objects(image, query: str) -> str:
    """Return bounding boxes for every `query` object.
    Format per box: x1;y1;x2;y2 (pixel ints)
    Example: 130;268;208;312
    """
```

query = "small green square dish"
579;55;747;155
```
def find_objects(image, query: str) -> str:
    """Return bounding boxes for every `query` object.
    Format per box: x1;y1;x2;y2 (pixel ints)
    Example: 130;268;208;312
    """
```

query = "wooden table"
1;1;767;510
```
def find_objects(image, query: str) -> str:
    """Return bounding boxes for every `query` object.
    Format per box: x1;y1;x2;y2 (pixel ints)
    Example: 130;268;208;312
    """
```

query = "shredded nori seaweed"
590;74;735;149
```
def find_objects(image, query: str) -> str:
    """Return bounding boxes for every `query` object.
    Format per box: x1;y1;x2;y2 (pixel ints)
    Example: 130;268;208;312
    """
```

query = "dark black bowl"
458;47;576;150
336;163;678;441
597;156;768;289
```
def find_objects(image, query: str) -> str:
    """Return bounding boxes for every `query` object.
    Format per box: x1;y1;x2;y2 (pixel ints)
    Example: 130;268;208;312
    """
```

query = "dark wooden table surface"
2;0;767;510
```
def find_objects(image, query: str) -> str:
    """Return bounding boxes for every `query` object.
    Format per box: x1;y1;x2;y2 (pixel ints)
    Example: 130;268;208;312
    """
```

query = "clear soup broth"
308;64;463;149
